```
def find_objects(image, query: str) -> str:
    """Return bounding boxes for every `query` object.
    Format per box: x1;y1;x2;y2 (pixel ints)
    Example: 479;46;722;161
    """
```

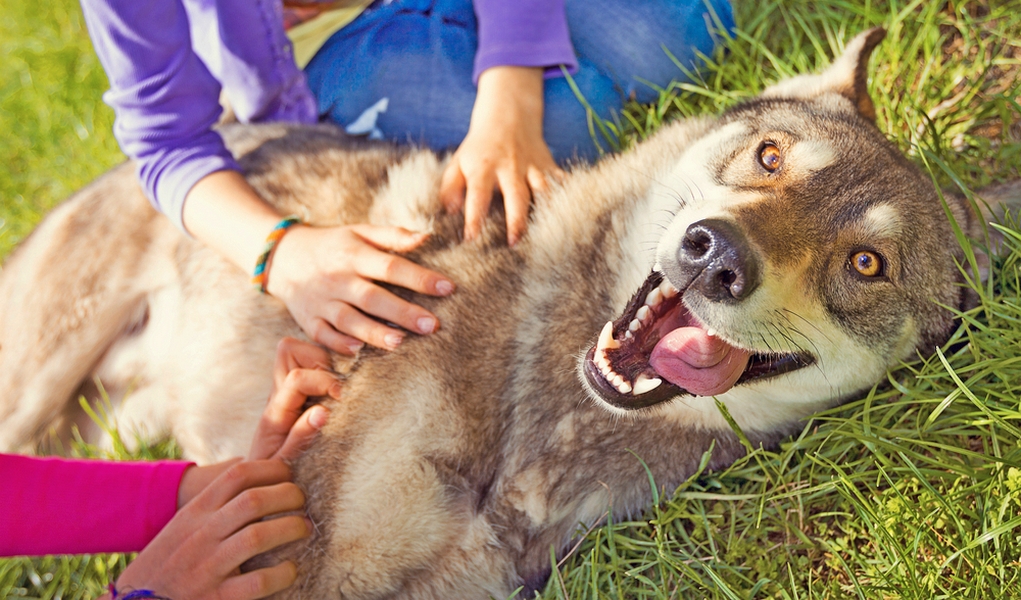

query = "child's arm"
81;1;456;356
108;338;338;599
182;172;456;355
440;0;577;245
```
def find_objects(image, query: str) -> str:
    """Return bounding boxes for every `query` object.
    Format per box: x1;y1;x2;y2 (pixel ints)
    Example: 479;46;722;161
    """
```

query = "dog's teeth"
596;352;610;370
706;328;717;338
659;280;678;299
597;321;620;351
632;374;663;395
617;380;633;394
612;374;624;387
636;306;651;322
645;288;662;308
624;330;634;340
628;319;642;332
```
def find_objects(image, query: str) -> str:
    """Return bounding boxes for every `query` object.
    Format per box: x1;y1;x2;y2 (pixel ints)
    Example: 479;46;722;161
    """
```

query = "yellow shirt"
286;0;374;69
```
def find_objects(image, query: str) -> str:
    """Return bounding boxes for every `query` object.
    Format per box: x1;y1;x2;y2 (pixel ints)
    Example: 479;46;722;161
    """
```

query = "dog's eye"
850;250;884;278
758;143;781;172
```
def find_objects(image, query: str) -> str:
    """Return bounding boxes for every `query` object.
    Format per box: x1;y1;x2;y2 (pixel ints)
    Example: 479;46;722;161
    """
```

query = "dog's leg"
0;166;175;452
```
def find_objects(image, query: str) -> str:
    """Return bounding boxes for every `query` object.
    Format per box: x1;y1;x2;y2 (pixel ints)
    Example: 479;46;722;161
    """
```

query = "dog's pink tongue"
649;327;751;396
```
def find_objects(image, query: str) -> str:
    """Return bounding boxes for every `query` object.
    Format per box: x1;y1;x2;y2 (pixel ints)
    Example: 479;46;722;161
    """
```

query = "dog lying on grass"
1;27;1017;598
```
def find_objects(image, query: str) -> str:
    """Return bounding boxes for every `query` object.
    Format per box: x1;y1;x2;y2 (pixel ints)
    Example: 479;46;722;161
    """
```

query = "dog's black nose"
675;219;761;302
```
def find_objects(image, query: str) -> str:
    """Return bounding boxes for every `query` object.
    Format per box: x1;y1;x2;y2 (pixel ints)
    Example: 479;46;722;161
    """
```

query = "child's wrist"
252;217;302;294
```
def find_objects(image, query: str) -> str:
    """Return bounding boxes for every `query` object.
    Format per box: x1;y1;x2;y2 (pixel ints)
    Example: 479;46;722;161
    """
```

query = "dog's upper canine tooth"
645;288;662;308
598;321;619;350
632;374;663;395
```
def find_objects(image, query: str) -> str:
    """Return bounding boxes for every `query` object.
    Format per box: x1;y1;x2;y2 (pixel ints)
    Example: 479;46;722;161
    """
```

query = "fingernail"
508;234;519;247
304;517;315;534
346;341;364;355
435;280;455;296
417;316;437;334
328;383;342;399
310;406;330;428
385;333;404;349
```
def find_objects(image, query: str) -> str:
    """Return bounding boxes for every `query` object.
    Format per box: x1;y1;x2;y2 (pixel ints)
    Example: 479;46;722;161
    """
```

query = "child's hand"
177;337;337;508
113;459;311;600
267;224;456;355
440;66;565;246
248;337;339;462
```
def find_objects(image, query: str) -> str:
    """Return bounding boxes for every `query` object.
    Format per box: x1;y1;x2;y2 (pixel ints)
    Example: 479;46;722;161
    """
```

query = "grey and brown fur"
0;29;1016;597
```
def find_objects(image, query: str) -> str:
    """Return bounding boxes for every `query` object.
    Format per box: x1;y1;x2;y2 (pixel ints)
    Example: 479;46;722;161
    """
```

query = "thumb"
274;405;331;462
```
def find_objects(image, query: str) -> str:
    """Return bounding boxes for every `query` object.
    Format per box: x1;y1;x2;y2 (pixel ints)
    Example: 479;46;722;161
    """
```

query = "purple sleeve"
79;0;317;233
0;454;193;556
472;0;578;84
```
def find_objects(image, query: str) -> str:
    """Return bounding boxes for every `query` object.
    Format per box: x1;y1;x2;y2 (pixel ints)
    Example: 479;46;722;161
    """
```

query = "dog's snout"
675;219;761;302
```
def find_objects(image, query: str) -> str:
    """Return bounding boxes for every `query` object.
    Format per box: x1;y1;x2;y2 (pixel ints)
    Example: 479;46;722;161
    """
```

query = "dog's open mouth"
583;271;814;410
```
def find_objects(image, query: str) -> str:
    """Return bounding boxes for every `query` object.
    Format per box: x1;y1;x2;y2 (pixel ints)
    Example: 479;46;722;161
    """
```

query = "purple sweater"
80;0;577;232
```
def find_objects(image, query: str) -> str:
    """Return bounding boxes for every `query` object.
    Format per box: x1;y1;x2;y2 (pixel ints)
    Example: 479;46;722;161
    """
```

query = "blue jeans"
304;0;734;163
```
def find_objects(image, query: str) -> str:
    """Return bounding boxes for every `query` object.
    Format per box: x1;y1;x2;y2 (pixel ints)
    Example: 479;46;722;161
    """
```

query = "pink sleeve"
0;454;193;556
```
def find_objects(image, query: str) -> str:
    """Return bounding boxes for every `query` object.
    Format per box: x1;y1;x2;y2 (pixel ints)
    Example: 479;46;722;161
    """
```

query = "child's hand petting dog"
248;336;339;462
440;66;565;246
108;338;338;600
113;459;310;600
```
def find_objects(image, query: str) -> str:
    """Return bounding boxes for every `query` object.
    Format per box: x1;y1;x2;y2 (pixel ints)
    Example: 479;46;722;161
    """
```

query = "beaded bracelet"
252;215;301;294
108;583;172;600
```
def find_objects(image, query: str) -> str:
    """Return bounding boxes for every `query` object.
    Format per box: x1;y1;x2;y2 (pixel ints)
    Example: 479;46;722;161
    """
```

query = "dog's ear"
761;27;886;121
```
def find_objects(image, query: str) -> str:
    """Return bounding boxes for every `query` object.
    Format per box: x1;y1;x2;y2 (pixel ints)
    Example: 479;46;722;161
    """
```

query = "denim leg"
305;0;480;151
565;0;735;104
303;0;732;163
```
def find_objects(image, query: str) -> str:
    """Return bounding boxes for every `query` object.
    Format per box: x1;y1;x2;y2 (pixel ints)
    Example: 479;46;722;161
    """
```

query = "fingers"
323;300;408;350
439;158;467;214
527;164;564;195
219;561;299;600
217;515;310;579
349;226;455;298
198;459;293;511
216;481;307;539
274;337;332;385
463;170;496;242
251;365;338;461
498;170;532;246
274;405;330;462
266;365;341;428
309;318;365;356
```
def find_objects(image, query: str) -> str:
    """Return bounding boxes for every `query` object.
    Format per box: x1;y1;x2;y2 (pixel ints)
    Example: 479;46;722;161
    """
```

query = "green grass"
2;0;1021;598
0;0;122;259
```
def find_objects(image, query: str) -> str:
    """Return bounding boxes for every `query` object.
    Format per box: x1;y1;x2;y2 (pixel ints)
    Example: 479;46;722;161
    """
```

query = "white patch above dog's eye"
862;203;903;238
785;140;837;173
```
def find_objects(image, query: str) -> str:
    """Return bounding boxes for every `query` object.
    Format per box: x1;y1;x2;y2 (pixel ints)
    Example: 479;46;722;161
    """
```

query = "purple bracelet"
108;584;172;600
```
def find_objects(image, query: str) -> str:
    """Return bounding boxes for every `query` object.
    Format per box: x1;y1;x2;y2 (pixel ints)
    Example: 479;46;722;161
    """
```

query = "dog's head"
581;28;993;431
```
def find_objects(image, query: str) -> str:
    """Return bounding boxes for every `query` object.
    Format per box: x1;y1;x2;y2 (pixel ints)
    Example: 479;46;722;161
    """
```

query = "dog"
1;28;1017;597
